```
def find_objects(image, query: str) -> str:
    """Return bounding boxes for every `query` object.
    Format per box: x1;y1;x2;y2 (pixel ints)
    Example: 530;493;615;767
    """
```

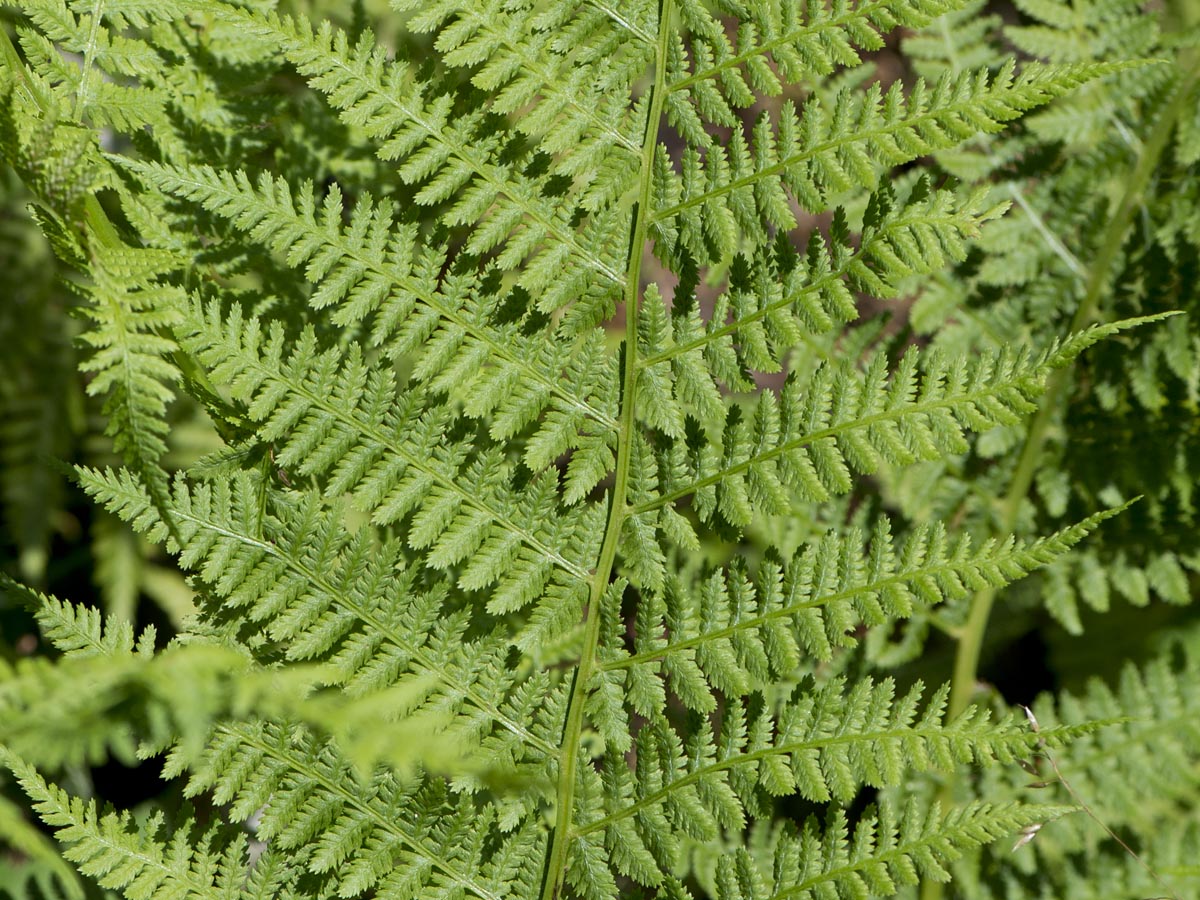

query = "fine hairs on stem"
1020;706;1182;900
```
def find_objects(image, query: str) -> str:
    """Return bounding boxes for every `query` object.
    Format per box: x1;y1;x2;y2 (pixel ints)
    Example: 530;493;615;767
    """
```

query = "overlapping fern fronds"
895;0;1200;630
0;1;1187;900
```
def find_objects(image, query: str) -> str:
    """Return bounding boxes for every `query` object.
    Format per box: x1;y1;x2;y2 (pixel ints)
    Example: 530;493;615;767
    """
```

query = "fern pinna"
0;1;1189;900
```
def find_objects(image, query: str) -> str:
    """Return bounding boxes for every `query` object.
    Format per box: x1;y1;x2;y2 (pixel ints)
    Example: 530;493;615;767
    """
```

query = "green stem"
926;53;1200;900
73;0;105;120
537;4;673;898
948;55;1200;724
1165;0;1199;30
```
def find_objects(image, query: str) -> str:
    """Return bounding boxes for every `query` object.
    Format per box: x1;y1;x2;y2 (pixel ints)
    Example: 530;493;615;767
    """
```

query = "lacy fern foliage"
0;1;1194;900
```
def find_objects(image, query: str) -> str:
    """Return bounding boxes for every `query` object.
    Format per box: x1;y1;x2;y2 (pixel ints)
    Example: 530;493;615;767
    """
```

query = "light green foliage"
0;1;1195;900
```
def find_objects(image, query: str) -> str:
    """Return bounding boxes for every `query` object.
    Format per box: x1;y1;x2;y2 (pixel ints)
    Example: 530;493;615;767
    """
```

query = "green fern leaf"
0;2;1171;900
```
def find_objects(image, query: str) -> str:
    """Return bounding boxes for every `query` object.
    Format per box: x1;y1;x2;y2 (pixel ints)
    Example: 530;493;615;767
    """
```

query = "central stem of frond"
537;2;675;898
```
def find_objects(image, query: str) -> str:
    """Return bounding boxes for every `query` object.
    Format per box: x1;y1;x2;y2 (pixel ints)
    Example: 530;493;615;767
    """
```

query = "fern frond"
749;799;1071;899
0;3;1170;900
568;793;1070;900
17;580;138;657
74;466;565;762
207;6;628;314
583;675;1061;830
0;754;251;900
641;178;1000;405
167;300;603;614
633;346;1028;531
666;0;960;130
179;721;547;900
390;0;652;212
71;231;183;495
119;160;625;492
631;317;1167;545
599;508;1124;708
652;62;1120;261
